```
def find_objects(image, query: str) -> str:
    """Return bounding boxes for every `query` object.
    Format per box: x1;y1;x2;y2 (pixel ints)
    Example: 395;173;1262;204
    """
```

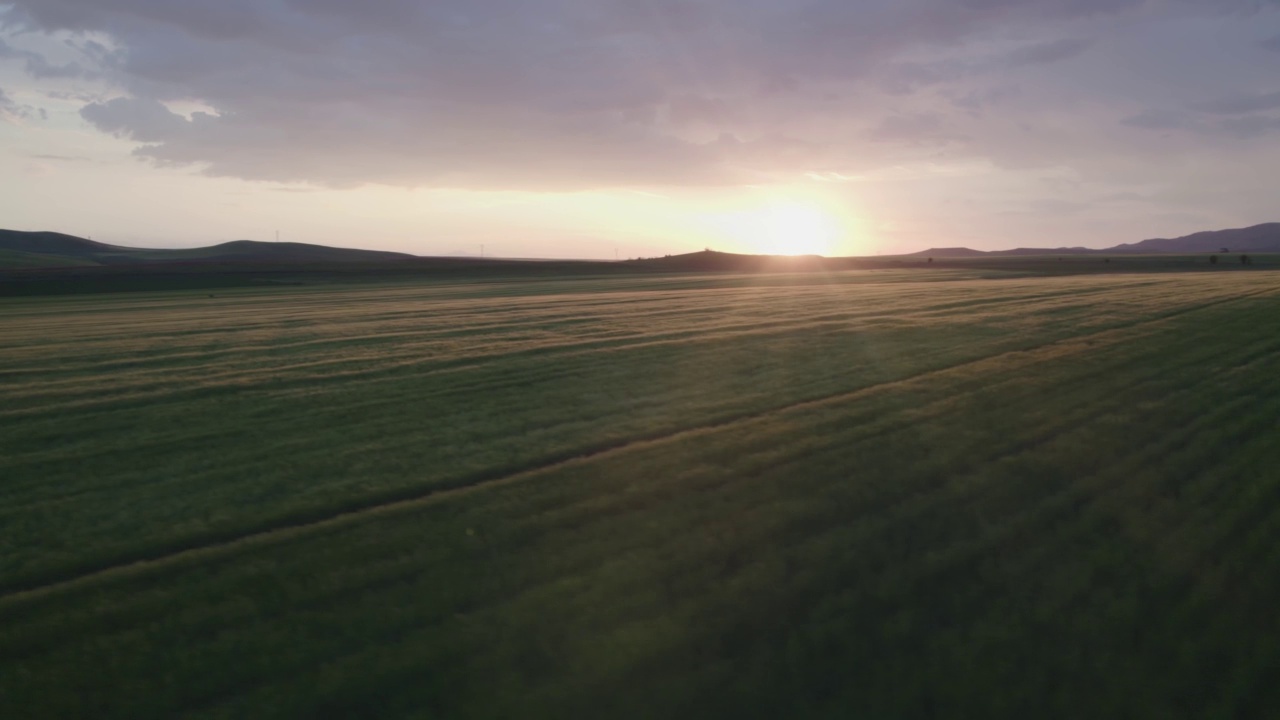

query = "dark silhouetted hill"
0;231;415;267
1109;222;1280;253
910;247;989;258
988;247;1094;256
906;222;1280;257
5;222;1278;280
136;240;415;263
629;250;848;272
905;245;1096;258
0;230;130;257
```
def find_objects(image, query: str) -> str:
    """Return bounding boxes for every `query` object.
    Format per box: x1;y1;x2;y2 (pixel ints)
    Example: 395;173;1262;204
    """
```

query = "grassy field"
0;249;99;269
3;268;1280;717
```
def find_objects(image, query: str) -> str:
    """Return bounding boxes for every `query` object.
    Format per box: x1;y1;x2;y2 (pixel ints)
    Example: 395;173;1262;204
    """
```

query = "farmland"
3;267;1280;717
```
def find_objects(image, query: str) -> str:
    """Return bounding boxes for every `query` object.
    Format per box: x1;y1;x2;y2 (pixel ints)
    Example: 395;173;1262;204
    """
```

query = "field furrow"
2;275;1271;595
3;270;1280;718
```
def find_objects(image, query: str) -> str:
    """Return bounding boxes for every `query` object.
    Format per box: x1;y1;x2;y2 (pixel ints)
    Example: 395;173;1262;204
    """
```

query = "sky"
2;1;1279;258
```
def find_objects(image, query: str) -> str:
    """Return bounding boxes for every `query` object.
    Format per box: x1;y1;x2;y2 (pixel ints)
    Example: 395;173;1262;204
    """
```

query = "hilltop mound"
907;247;988;258
630;250;832;272
0;231;416;268
904;222;1280;257
0;230;128;258
1111;222;1280;253
159;240;416;263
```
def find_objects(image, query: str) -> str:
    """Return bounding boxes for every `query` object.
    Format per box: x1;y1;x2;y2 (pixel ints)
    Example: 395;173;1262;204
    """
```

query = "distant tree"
1209;255;1219;265
1241;254;1252;266
927;257;933;263
1104;258;1110;263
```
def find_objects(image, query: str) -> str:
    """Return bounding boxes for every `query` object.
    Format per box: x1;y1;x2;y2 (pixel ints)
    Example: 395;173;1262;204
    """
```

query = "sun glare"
709;199;845;256
759;201;840;256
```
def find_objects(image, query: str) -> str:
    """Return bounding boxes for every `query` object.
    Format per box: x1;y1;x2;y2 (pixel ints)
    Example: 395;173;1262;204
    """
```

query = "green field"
4;268;1280;717
0;249;100;269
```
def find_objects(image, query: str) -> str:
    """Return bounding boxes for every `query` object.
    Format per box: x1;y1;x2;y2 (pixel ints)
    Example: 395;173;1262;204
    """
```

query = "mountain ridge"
0;230;415;266
910;222;1280;258
3;222;1279;268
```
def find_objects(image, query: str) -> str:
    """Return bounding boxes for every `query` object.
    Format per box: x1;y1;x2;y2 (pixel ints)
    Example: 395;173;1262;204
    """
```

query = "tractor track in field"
0;279;1155;418
2;286;1275;605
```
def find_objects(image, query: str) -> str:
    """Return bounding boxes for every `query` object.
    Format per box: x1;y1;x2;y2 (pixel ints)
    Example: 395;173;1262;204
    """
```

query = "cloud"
1121;108;1192;130
0;85;35;122
0;86;18;117
1194;90;1280;115
80;96;187;141
0;35;88;78
877;61;967;95
29;152;92;161
950;85;1024;115
1004;37;1094;66
1120;106;1280;139
1;0;1279;192
869;113;967;146
1216;114;1280;138
667;94;739;128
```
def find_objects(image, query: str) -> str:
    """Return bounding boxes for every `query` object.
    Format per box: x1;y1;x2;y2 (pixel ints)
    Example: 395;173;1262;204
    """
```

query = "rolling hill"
910;222;1280;258
1109;222;1280;253
0;231;131;257
0;230;416;267
4;222;1278;275
629;249;839;272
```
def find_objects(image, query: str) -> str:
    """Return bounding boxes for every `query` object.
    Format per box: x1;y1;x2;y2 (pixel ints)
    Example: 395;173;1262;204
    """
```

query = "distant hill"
629;250;844;273
0;230;416;267
1109;222;1280;254
906;245;1100;258
0;230;131;257
5;222;1279;274
987;247;1095;256
118;240;415;264
908;222;1280;258
911;247;989;258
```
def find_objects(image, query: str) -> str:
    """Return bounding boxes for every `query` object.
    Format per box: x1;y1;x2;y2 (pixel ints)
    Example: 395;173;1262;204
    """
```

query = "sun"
754;200;840;256
709;199;843;256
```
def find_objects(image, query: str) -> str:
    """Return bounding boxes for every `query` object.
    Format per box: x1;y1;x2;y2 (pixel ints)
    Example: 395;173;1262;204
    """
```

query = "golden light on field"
707;198;847;256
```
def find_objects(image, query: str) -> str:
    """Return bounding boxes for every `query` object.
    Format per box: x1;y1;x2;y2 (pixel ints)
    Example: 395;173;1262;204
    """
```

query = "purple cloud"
1;0;1278;192
80;96;188;142
1195;90;1280;115
1121;109;1192;130
0;85;35;121
1005;37;1094;66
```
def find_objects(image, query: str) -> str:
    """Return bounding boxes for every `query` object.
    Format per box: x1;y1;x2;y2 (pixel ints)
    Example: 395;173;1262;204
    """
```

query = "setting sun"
756;201;841;256
708;199;846;256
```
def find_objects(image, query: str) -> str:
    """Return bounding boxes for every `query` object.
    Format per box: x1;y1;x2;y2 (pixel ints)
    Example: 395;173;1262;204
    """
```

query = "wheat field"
3;269;1280;717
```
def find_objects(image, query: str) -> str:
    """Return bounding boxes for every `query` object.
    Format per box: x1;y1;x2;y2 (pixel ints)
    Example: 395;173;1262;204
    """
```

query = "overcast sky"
2;0;1278;257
